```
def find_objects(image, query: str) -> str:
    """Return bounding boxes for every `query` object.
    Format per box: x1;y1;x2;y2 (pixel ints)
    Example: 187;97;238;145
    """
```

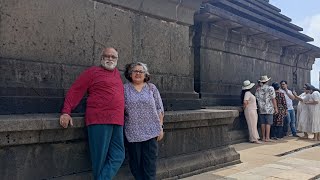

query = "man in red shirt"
59;47;125;180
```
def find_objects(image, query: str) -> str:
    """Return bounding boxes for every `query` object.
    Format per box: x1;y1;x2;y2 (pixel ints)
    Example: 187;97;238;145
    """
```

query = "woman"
241;80;261;143
124;62;164;180
305;85;320;141
271;82;287;139
293;84;311;139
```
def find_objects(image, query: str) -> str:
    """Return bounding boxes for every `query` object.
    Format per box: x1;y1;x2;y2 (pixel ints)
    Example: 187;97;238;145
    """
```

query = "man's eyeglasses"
102;55;118;60
132;70;145;74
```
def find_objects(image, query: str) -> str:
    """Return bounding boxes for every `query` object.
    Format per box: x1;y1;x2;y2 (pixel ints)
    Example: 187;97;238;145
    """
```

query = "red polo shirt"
62;66;124;126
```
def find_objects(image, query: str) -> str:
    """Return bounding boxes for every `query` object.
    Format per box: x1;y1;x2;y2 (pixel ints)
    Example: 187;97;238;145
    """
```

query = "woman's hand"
293;91;298;97
157;128;164;141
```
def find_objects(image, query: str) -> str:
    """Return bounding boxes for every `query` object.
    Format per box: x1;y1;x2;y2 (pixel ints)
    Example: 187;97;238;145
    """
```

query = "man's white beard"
101;60;117;70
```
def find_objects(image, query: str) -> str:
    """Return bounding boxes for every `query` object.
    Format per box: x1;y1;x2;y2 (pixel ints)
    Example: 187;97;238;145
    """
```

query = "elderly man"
59;47;125;180
255;75;278;142
280;80;299;137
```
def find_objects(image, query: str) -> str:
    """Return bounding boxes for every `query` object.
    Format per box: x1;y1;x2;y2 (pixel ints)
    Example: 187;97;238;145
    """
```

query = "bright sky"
269;0;320;88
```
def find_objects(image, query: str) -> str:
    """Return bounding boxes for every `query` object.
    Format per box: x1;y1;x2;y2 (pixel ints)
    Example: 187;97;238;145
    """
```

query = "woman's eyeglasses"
132;70;145;74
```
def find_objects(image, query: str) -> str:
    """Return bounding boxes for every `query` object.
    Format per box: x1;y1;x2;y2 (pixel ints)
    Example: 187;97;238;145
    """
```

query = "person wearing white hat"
255;75;278;142
241;80;261;143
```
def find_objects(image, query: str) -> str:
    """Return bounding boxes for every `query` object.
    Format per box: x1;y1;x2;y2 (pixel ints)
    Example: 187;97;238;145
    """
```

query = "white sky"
269;0;320;88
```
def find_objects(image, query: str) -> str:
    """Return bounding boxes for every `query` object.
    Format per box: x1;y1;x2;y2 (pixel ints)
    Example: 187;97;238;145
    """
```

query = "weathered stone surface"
212;0;311;42
94;0;203;25
234;0;301;31
61;65;89;90
0;59;90;114
200;3;320;55
170;22;193;76
0;58;62;88
92;2;134;69
0;110;240;179
0;114;84;133
0;142;91;180
151;74;194;92
0;0;95;66
195;19;317;106
0;0;202;114
131;15;192;76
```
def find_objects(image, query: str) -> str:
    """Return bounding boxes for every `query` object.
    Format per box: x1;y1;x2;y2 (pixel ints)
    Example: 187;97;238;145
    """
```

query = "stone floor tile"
263;177;289;180
272;171;314;180
291;147;320;161
292;166;320;176
279;157;320;168
263;163;293;170
278;157;313;166
181;137;320;180
227;172;266;180
211;168;241;177
244;166;285;177
239;154;279;163
182;173;224;180
227;162;266;171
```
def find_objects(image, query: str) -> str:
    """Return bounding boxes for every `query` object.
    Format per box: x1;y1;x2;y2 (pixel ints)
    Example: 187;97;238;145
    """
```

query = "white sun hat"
259;75;271;83
242;80;255;90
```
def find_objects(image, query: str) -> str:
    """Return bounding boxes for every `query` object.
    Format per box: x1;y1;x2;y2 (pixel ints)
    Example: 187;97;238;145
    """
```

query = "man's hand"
60;114;73;128
157;128;164;141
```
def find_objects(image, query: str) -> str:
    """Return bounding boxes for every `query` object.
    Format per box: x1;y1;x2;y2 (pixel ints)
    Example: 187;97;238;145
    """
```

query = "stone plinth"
205;106;249;144
0;109;240;180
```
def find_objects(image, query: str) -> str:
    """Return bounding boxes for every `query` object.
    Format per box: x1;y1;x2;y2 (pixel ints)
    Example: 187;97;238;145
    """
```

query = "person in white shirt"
280;80;299;137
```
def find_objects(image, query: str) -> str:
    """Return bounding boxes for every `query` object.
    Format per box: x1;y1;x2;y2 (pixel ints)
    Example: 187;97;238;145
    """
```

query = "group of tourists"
57;47;320;179
60;47;163;180
241;75;320;144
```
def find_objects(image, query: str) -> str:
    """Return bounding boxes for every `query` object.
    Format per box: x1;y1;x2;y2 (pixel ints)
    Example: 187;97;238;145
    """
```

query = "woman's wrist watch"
161;124;164;129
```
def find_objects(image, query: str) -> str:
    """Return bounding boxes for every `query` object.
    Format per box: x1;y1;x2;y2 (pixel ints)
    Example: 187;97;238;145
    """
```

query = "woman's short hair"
124;62;151;82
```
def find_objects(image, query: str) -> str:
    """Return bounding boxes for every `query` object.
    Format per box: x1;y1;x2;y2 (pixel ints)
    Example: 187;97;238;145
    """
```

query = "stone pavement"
182;134;320;180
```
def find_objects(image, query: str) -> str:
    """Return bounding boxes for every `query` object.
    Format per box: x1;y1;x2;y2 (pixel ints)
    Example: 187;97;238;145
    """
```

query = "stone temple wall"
195;22;313;107
0;1;242;179
0;0;202;114
192;0;320;107
1;0;320;179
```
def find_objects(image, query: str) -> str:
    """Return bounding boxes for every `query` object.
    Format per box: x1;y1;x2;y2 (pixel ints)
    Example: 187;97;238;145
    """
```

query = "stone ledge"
0;109;240;179
0;109;238;146
0;109;238;132
0;114;85;133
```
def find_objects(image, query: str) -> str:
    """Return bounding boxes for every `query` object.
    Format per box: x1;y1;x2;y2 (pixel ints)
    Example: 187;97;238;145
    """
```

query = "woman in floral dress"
271;82;287;139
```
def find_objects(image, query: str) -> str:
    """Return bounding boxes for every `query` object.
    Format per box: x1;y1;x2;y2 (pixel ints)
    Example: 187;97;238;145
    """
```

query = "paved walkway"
182;134;320;180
